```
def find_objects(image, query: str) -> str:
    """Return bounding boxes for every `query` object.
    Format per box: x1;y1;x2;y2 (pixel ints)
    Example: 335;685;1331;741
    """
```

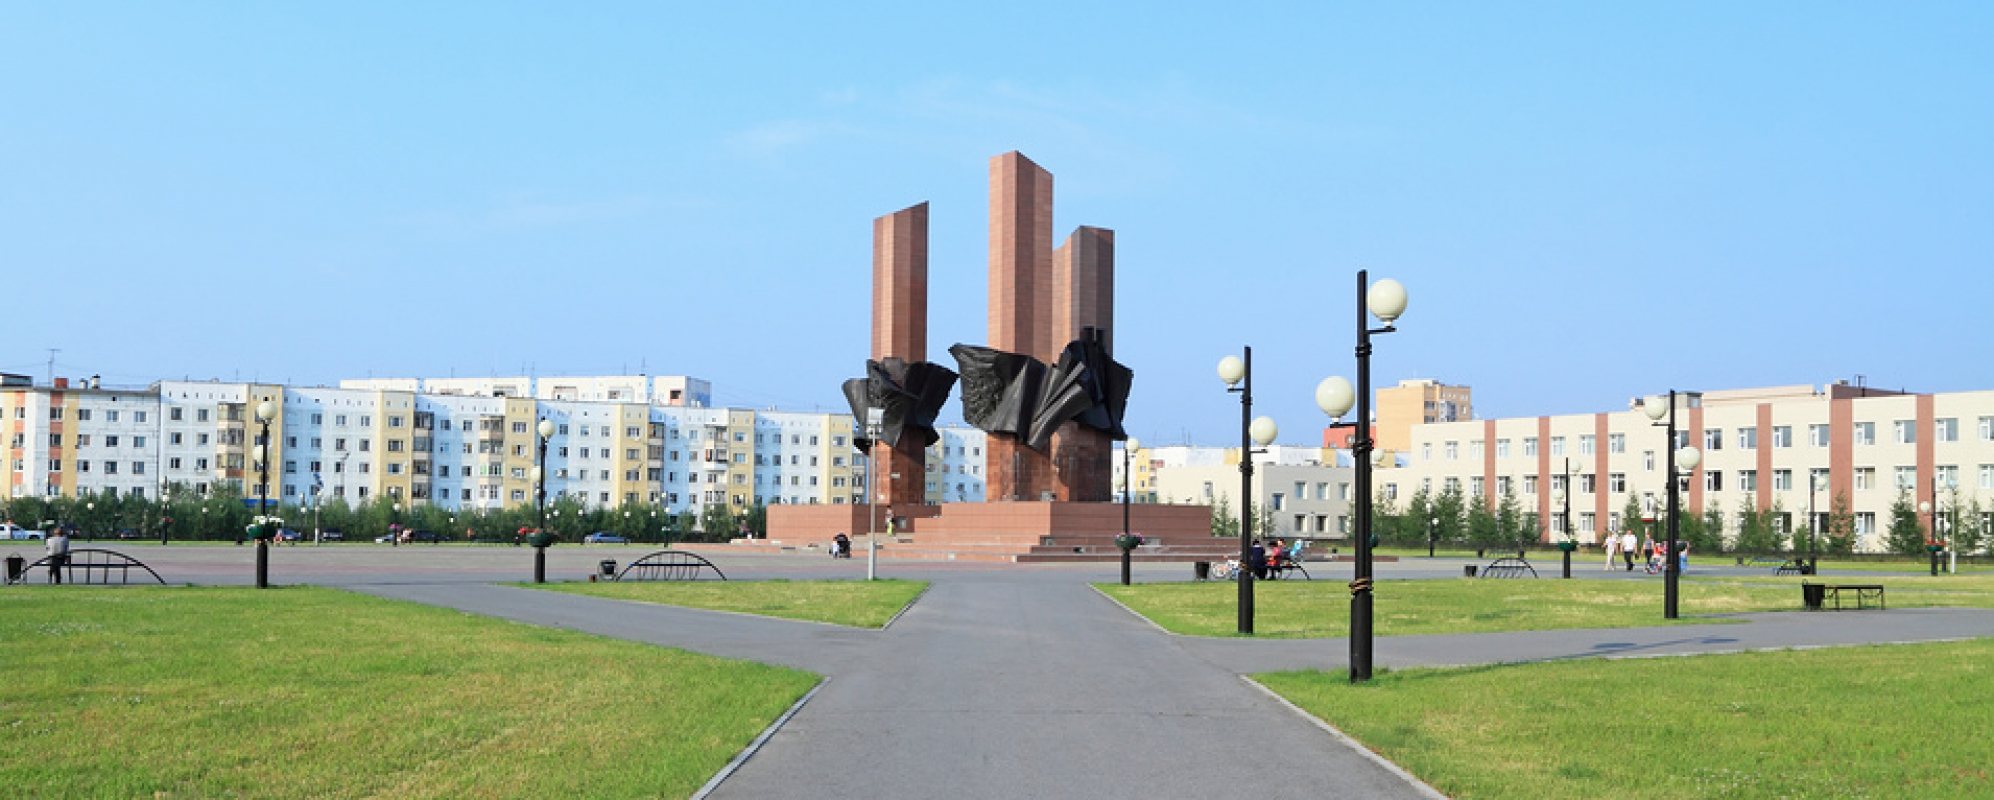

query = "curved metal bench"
17;548;167;585
1479;557;1538;579
614;550;727;582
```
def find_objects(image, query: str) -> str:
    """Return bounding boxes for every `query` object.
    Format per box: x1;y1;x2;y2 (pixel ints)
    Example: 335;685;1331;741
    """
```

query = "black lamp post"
1121;436;1141;586
253;400;276;589
1808;473;1824;575
1316;269;1407;683
534;417;554;583
1641;392;1701;619
1558;457;1576;579
1219;350;1278;635
1428;515;1437;558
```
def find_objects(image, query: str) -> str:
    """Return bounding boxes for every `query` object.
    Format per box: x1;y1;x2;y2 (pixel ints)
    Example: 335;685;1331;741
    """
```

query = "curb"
879;581;931;631
1088;583;1178;636
1239;675;1449;800
692;677;827;800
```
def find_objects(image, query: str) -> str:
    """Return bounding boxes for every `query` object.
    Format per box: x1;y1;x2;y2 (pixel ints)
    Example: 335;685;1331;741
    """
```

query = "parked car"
0;523;44;540
583;532;628;544
378;529;446;544
114;528;144;540
321;528;344;542
276;528;302;542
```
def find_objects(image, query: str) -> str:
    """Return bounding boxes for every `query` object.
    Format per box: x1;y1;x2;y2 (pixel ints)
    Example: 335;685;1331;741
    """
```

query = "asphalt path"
25;543;1992;798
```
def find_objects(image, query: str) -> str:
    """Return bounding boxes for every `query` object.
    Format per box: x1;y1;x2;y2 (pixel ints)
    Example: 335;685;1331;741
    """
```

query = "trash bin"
1801;583;1825;611
1464;564;1478;578
4;554;23;584
598;559;618;580
1194;561;1211;581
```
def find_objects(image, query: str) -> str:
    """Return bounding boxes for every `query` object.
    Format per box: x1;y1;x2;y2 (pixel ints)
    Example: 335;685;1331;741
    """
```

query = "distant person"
831;532;852;558
45;526;69;584
1603;530;1621;570
1248;539;1268;580
1621;531;1638;571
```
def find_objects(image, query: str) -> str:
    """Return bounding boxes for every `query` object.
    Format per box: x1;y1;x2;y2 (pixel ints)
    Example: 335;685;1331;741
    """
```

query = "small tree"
1732;495;1783;555
1465;500;1500;551
1210;496;1239;539
1432;484;1468;546
1953;497;1987;555
1825;491;1857;555
1884;490;1927;556
699;503;740;542
1496;490;1530;550
1620;494;1647;542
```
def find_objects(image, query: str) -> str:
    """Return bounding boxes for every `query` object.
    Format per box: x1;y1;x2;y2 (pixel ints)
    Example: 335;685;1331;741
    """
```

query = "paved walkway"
353;561;1994;799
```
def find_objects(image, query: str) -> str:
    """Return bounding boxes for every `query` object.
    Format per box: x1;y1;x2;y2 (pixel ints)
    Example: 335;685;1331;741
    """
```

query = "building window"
1895;466;1916;490
1703;429;1723;450
1936;418;1958;443
1608;433;1625;454
1495;439;1510;459
1523;437;1538;457
1773;469;1792;491
1704;471;1723;492
1855;468;1875;491
1523;475;1538;494
1609;472;1626;493
1811;424;1831;447
1853;422;1875;446
1894;420;1916;445
1772;426;1792;448
1737;427;1757;449
1738;469;1757;493
1444;442;1458;460
1550;436;1565;456
1579;434;1595;455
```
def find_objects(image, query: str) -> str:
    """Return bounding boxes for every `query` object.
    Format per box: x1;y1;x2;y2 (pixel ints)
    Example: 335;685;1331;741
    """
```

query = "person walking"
45;525;70;584
1621;530;1638;571
1603;529;1621;570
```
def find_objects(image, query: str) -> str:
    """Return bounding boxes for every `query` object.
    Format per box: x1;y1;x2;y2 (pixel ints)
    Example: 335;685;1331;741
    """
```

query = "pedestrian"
1248;538;1268;580
1603;529;1621;570
1621;530;1638;571
46;525;70;584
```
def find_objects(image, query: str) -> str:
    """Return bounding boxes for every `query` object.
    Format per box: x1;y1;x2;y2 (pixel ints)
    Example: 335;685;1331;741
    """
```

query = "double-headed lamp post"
534;418;554;583
1641;392;1701;619
1316;270;1407;683
1219;351;1277;635
253;400;276;588
1121;436;1141;587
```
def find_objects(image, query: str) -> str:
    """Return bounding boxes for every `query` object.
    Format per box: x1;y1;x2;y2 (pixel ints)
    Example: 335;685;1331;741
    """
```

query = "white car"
1;523;45;540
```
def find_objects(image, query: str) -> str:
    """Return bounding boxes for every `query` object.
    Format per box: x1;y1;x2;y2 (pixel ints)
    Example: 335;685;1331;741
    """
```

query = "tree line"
3;482;771;544
1205;485;1991;556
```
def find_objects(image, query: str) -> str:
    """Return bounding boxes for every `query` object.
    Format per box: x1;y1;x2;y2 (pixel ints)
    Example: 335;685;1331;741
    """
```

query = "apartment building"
1399;382;1994;551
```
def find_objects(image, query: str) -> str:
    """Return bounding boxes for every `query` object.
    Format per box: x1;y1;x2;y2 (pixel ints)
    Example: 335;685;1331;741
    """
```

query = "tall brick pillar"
1051;226;1116;501
987;151;1056;501
871;202;931;509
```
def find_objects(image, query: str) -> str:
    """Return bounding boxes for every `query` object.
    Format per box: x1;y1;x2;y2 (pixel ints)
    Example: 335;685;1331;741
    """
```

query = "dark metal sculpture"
841;357;959;451
948;328;1131;451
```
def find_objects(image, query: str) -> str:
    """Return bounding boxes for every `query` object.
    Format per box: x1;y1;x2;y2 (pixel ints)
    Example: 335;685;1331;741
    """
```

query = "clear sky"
4;3;1990;446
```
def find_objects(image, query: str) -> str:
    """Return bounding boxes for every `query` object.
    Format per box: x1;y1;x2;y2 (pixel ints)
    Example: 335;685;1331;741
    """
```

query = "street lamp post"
864;407;884;582
534;418;554;583
253;400;276;589
1220;350;1278;635
1642;392;1701;619
392;501;402;548
1808;473;1825;575
1121;436;1140;587
1428;515;1438;558
1558;457;1576;579
1316;270;1407;683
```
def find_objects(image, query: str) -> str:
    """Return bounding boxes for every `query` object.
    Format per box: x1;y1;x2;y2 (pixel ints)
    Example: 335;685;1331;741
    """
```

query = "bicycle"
1208;557;1243;581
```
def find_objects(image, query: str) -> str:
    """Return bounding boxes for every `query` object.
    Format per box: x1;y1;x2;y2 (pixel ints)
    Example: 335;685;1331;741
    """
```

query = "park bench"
1802;582;1884;611
1266;558;1311;580
1479;557;1538;579
12;548;167;585
1773;560;1812;576
612;550;727;582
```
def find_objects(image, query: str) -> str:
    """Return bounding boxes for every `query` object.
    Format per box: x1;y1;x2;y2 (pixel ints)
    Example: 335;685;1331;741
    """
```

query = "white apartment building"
1139;444;1354;539
1399;382;1994;551
340;375;711;407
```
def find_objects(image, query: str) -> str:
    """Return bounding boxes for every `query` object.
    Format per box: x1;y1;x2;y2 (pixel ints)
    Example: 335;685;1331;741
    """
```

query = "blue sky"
4;3;1990;446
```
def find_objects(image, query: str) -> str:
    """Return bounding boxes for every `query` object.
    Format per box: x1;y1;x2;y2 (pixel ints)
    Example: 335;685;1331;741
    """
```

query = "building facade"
1397;382;1994;551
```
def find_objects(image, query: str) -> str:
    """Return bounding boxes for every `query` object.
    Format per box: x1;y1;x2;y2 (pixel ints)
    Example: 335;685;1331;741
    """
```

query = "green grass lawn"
1100;574;1994;638
536;579;929;628
0;586;818;798
1258;640;1994;798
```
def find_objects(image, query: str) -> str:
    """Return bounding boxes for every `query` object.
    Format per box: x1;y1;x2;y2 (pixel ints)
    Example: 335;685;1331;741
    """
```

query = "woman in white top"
1603;529;1621;570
